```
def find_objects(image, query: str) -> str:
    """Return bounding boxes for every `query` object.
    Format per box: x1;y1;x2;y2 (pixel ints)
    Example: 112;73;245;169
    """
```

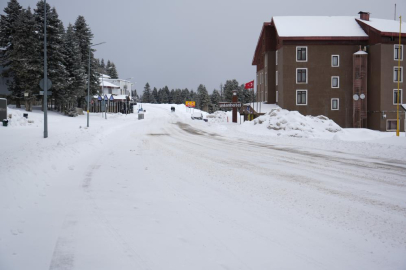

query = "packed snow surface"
1;104;406;270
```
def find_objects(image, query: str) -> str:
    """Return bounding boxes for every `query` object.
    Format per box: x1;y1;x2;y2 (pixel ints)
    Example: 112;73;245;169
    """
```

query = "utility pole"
43;0;48;138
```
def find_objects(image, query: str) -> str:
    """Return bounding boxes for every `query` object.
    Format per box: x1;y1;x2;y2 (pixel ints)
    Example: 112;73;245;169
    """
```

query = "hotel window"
393;89;403;104
394;67;403;82
296;68;307;83
296;90;307;105
276;50;278;65
394;45;403;61
331;76;339;88
331;98;339;110
332;55;339;67
296;46;307;62
386;120;398;131
276;71;278;86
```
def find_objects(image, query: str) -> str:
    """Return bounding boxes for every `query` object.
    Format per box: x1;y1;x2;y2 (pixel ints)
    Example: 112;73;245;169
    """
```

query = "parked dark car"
171;107;175;112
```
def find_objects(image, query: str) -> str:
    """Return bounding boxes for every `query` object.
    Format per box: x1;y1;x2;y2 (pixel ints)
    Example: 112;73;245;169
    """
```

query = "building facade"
253;12;406;131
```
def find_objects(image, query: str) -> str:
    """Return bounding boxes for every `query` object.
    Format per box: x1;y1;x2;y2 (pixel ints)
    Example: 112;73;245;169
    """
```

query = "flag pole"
397;16;402;136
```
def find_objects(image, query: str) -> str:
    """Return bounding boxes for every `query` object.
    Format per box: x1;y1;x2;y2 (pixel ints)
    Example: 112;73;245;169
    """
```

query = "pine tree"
160;87;168;103
0;0;23;107
105;59;111;76
223;79;239;102
142;82;151;103
211;89;221;111
73;15;97;106
131;89;139;101
197;84;210;111
11;7;41;111
181;88;189;103
100;58;105;74
109;62;118;79
161;86;169;103
34;3;69;111
190;90;196;102
151;87;158;103
64;23;86;112
174;89;182;104
169;89;175;104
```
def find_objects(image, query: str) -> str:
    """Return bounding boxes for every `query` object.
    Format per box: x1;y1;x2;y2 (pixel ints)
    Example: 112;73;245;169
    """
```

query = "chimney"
358;11;370;21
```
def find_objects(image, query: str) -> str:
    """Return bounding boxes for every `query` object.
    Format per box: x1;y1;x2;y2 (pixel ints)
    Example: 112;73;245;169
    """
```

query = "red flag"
244;80;254;89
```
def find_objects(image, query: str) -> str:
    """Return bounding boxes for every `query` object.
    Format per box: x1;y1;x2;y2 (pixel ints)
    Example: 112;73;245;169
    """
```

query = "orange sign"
185;101;195;108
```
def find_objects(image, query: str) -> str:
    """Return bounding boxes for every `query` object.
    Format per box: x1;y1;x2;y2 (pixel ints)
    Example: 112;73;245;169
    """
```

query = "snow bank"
248;108;341;138
5;109;41;127
207;111;228;123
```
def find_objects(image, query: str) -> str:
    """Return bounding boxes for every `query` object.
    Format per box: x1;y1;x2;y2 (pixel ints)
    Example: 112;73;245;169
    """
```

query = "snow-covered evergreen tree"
63;23;86;113
0;0;23;107
161;86;170;104
142;82;151;103
131;89;139;102
190;90;196;102
151;87;158;103
223;79;239;102
109;62;118;79
160;88;168;104
11;7;41;111
210;89;221;111
34;3;69;111
173;89;182;104
169;89;175;104
197;84;210;111
99;58;105;74
181;88;189;103
73;15;98;106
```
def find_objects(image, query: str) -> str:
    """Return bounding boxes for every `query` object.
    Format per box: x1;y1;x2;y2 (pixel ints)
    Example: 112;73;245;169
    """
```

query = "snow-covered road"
1;105;406;270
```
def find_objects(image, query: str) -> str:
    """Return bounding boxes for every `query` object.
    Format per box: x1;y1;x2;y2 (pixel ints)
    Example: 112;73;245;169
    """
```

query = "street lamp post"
87;41;106;128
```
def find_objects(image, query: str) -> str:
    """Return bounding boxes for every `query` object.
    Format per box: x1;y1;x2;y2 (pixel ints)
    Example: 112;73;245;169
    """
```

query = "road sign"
219;102;242;108
109;95;114;101
39;78;52;90
97;95;102;101
185;101;195;108
104;95;108;101
40;91;52;95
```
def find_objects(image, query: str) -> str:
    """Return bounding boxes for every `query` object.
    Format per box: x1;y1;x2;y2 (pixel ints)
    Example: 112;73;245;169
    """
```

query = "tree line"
140;79;255;113
0;0;119;113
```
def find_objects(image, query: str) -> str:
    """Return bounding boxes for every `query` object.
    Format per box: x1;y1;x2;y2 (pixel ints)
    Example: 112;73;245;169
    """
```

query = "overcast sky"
1;0;404;93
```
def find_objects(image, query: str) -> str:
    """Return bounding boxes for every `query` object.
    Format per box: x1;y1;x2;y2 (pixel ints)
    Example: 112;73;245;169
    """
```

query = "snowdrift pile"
4;109;40;127
207;111;228;123
251;108;341;138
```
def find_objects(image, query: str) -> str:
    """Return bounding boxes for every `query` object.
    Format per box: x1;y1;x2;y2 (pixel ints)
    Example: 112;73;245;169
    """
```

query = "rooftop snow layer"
356;18;406;34
100;81;120;88
273;16;368;37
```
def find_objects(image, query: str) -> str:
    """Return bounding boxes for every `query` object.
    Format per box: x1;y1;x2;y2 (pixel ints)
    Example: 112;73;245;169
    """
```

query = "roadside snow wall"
251;108;341;138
